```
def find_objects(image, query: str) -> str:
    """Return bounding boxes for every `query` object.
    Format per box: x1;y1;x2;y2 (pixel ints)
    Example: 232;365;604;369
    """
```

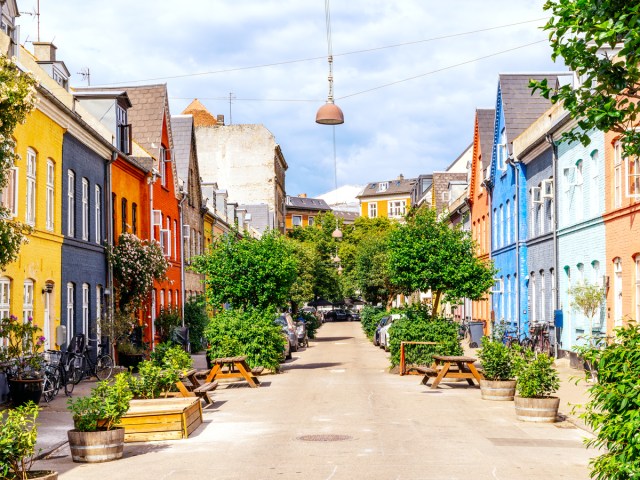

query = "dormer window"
116;105;131;155
378;182;389;192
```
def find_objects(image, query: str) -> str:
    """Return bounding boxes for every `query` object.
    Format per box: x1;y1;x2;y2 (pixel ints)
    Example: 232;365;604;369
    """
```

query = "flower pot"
67;428;125;463
16;471;58;479
117;353;145;372
479;379;516;401
8;378;44;406
514;395;560;423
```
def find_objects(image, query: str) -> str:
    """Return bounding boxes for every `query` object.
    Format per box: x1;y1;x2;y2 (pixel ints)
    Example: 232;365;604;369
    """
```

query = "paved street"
34;322;596;480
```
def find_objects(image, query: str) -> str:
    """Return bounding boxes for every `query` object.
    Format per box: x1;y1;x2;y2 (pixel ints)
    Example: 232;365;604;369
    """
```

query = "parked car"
379;314;402;351
275;313;298;357
373;316;390;346
347;308;360;321
324;309;354;322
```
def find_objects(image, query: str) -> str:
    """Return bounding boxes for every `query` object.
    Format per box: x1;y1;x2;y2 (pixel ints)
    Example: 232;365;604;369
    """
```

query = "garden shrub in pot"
514;351;560;422
477;337;522;401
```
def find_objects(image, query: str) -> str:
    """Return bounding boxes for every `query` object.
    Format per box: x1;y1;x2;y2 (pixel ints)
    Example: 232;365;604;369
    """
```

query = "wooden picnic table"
200;356;262;388
420;355;484;390
173;368;218;405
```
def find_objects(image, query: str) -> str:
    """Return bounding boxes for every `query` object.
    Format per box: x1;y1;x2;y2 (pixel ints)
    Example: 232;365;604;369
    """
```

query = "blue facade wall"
556;129;606;350
61;133;107;349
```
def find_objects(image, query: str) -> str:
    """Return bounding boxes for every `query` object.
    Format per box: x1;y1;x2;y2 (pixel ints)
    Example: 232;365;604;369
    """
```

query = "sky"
18;0;562;198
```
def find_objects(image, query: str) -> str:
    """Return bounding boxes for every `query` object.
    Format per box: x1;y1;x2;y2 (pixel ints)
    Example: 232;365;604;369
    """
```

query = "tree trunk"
432;291;442;315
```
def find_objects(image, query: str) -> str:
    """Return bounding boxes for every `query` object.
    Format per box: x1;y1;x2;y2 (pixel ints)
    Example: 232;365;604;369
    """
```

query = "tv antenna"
19;0;41;41
228;92;236;125
77;68;91;86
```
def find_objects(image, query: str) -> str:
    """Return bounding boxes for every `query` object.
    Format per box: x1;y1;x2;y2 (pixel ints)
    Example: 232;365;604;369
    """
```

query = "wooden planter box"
116;397;203;442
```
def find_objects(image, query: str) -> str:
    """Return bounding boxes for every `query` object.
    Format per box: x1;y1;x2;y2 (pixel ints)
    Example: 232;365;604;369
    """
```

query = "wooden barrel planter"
514;396;560;423
17;471;57;480
479;379;516;401
67;428;125;463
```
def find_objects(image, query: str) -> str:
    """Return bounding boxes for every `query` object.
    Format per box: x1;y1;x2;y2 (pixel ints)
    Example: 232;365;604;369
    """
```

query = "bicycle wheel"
520;338;533;350
95;355;114;381
71;355;85;385
62;363;75;396
541;336;551;356
42;372;56;403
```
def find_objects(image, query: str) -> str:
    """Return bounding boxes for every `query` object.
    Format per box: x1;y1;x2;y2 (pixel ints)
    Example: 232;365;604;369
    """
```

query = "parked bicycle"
576;330;611;383
42;349;74;402
66;334;114;384
529;322;552;356
458;318;471;343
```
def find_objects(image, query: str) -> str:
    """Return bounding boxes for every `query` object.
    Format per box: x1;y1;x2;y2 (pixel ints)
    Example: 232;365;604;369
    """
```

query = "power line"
168;38;548;103
96;17;548;86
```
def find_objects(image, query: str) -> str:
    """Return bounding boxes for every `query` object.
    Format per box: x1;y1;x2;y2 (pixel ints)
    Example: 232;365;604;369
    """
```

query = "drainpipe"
509;155;522;335
105;150;117;358
178;190;188;326
546;133;560;356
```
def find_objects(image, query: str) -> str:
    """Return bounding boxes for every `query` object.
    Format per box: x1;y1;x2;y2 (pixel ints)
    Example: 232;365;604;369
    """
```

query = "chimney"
216;115;225;125
299;193;307;198
33;42;57;62
398;173;404;181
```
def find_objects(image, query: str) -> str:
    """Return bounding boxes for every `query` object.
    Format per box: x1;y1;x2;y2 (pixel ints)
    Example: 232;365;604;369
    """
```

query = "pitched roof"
286;196;331;211
499;74;558;153
171;114;193;188
357;177;417;199
477;108;495;170
182;99;220;127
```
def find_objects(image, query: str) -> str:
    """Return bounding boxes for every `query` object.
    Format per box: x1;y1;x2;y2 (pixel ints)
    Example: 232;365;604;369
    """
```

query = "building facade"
358;175;416;219
285;195;332;232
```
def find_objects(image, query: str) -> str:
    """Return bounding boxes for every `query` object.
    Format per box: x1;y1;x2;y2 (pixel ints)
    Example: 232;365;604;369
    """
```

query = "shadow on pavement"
283;362;344;370
313;336;354;342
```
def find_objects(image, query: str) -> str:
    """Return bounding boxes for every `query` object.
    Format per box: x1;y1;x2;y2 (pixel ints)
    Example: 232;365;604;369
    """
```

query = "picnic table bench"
173;368;218;405
421;355;484;389
197;356;262;388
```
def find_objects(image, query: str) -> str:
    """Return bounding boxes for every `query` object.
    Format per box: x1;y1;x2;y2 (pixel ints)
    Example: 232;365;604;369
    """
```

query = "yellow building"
357;175;416;219
1;105;65;350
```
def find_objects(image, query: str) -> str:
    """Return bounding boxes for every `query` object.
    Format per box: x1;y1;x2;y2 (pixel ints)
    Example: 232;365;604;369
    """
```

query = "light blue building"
488;74;557;336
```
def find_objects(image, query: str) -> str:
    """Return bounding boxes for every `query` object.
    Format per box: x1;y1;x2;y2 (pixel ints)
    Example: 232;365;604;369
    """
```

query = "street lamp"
316;0;344;125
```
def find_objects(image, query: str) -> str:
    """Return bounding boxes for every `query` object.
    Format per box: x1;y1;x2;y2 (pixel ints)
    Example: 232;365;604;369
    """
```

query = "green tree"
387;207;496;313
354;235;395;306
568;280;606;336
531;1;640;156
193;230;298;310
0;54;37;269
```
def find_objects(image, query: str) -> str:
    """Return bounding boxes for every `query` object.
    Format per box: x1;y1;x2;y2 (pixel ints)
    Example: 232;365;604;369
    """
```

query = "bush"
154;307;181;343
0;401;39;480
149;342;193;372
204;307;285;372
67;373;132;431
297;311;319;339
477;337;522;381
388;304;462;367
515;351;559;398
125;361;178;399
184;295;210;352
361;305;387;339
578;323;640;480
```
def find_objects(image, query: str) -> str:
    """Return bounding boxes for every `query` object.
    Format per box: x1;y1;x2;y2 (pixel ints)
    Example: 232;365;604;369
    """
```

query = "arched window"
613;258;623;327
82;283;90;335
590;150;600;216
635;255;640;324
46;160;55;231
23;279;34;323
67;283;75;344
530;272;536;324
0;276;11;347
540;270;546;323
26;148;36;226
68;170;75;237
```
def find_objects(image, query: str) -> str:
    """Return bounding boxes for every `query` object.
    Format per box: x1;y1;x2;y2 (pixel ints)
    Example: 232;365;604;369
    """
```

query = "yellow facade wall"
360;196;411;218
1;108;65;347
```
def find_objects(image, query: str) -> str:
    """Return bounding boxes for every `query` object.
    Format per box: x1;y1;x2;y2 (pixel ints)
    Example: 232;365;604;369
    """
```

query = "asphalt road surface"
35;321;595;480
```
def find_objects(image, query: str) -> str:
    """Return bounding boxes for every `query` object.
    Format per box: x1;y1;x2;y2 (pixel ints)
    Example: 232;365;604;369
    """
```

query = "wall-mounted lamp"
42;282;54;294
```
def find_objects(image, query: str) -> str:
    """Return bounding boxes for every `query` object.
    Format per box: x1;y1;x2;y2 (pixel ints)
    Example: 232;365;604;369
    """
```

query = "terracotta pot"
514;395;560;423
67;428;125;463
8;378;44;406
117;353;145;372
479;379;516;401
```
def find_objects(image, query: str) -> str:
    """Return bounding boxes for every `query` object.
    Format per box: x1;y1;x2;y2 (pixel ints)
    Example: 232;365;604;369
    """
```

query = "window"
26;149;36;225
551;268;556;311
388;200;406;218
498;204;504;247
614;142;623;208
151;290;157;336
95;186;102;244
46;160;54;230
505;200;511;244
173;219;177;260
540;271;546;323
68;171;75;237
308;216;314;226
0;277;10;347
82;283;89;335
590;150;600;216
131;203;137;235
506;275;511;323
168;290;172;307
377;182;389;192
492;208;497;250
0;164;18;217
96;285;103;339
121;198;127;234
23;280;34;323
577;263;585;283
66;283;75;344
627;153;640;198
159;290;165;311
116;105;131;155
636;257;640;324
614;258;623;327
497;128;507;171
183;225;191;262
292;215;302;227
82;179;89;240
530;272;536;324
369;202;378;218
175;290;180;308
166;218;172;257
575;160;584;221
160;148;168;187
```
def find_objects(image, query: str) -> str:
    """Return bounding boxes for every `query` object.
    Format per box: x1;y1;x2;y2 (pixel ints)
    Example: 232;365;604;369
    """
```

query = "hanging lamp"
316;0;344;125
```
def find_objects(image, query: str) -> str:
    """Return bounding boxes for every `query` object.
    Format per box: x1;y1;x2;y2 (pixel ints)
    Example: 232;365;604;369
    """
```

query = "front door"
43;291;51;350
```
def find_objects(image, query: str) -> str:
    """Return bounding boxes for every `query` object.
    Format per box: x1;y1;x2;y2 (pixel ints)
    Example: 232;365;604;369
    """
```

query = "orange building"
468;109;495;328
603;130;640;329
284;194;332;232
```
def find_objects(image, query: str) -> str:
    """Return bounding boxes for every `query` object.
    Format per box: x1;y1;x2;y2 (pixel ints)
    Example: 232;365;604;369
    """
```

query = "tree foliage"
0;54;37;269
193;230;298;310
531;1;640;156
568;280;606;335
387;207;496;313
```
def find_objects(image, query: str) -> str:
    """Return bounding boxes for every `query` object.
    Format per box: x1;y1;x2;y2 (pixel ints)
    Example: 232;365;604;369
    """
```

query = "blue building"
488;74;557;336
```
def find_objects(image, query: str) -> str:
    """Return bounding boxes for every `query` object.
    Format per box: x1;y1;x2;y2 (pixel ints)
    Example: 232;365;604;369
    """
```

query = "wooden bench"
200;356;262;388
173;369;219;405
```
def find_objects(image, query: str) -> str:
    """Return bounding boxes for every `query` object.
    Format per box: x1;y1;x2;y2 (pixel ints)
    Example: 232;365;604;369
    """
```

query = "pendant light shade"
332;228;343;239
316;101;344;125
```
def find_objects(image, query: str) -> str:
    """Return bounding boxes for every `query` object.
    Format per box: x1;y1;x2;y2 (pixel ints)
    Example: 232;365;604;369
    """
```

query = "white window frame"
173;219;177;260
614;258;623;327
292;215;302;227
160;148;167;187
635;257;640;325
540;271;546;323
492;208;497;250
506;275;512;323
26;149;36;226
96;285;103;339
491;277;504;294
498;204;504;248
1;165;18;217
627;154;640;199
46;160;55;231
82;178;89;240
614;142;623;208
308;216;314;226
66;283;74;344
530;272;536;324
68;170;75;237
388;200;406;218
505;200;511;245
168;290;172;307
575;160;584;221
368;202;378;218
377;182;389;193
82;283;89;335
151;290;157;341
551;268;556;311
590;150;599;216
160;229;171;257
95;185;102;244
23;279;34;324
159;290;165;311
0;277;10;347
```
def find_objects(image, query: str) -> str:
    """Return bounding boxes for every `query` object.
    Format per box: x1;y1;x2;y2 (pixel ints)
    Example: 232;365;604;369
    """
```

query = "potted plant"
514;351;561;422
66;373;132;463
477;336;521;401
0;315;46;406
0;402;57;480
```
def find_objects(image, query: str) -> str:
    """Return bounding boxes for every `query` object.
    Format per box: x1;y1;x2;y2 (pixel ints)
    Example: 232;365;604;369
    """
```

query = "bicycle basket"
43;350;62;366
